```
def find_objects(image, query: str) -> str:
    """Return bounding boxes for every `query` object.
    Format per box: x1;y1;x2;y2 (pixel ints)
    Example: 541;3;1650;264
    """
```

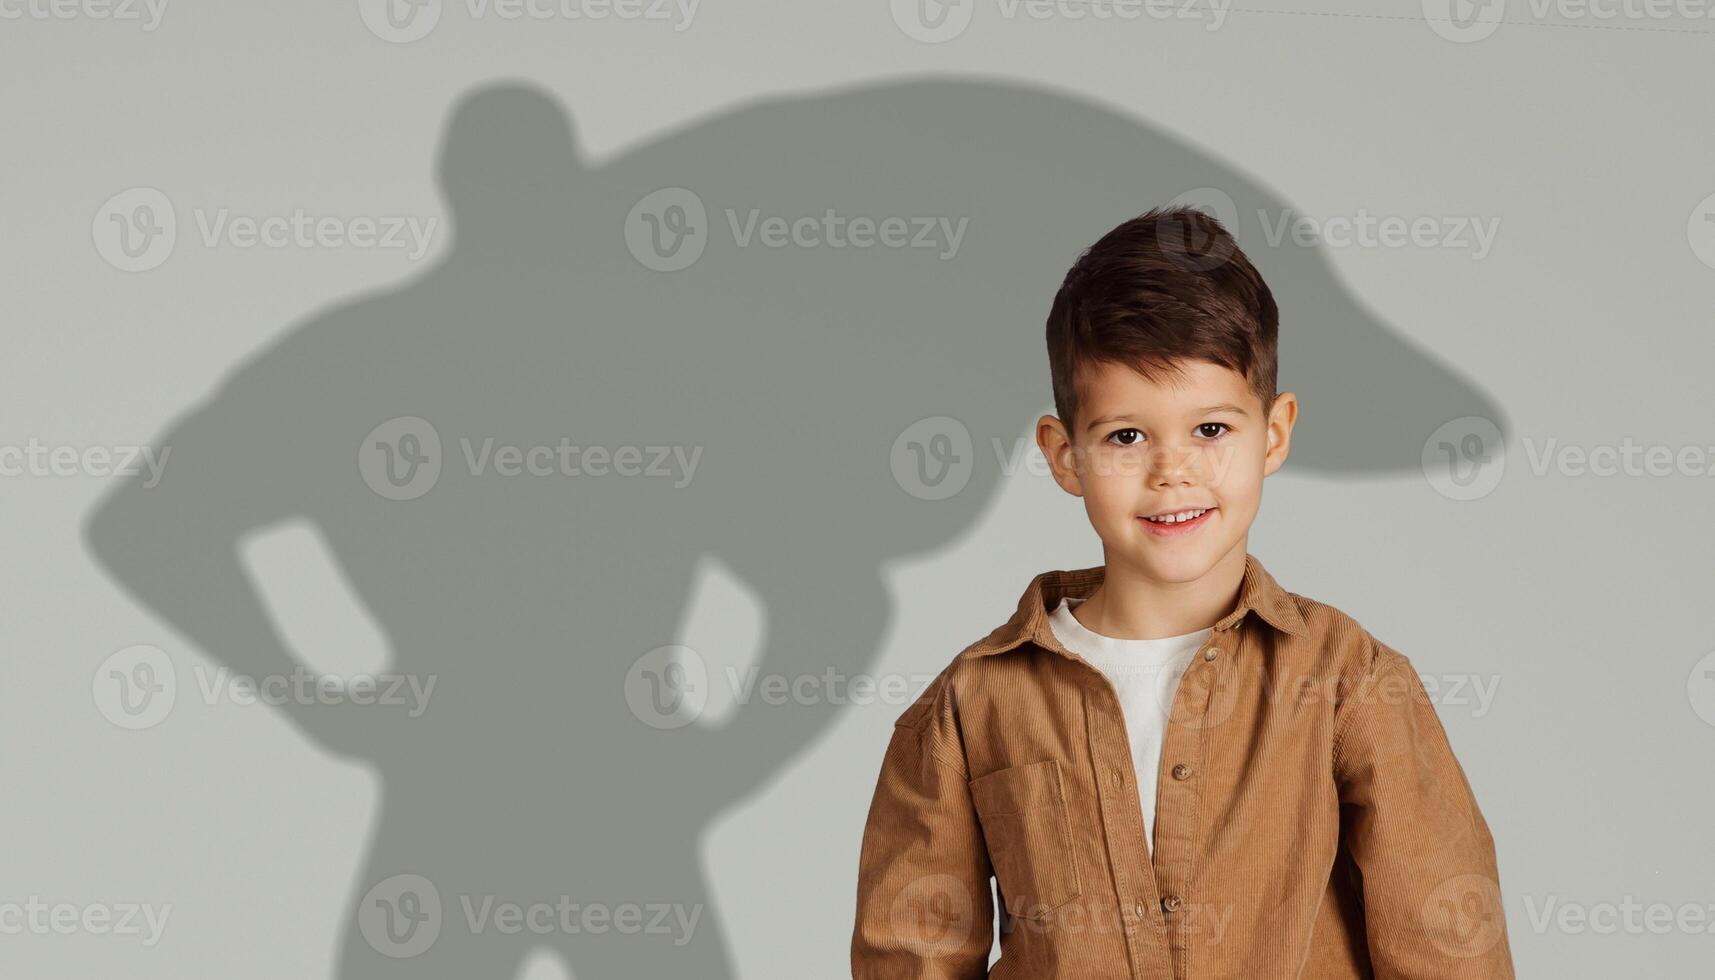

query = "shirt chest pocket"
969;759;1082;920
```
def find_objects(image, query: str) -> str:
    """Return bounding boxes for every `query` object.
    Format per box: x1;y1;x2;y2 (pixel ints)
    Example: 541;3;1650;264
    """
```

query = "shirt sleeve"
851;681;995;979
1332;640;1517;980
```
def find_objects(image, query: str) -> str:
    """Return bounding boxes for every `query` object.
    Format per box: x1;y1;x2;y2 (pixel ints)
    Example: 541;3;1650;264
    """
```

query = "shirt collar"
958;552;1309;661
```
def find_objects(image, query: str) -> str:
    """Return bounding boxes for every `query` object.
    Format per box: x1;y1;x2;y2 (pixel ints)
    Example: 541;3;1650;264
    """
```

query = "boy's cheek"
1083;492;1135;530
1203;441;1257;486
1079;445;1142;482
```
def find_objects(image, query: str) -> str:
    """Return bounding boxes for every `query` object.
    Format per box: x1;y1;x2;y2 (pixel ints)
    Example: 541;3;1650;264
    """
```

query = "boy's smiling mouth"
1138;505;1216;535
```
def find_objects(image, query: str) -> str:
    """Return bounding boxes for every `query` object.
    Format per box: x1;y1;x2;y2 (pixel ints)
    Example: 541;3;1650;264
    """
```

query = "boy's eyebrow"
1084;413;1135;432
1084;403;1251;432
1197;402;1251;417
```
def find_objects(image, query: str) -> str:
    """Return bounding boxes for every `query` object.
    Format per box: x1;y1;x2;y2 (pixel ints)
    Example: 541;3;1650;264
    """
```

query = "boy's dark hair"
1046;206;1279;437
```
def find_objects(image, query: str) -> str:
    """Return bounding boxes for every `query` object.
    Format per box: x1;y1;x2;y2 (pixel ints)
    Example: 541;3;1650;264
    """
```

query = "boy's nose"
1147;445;1202;486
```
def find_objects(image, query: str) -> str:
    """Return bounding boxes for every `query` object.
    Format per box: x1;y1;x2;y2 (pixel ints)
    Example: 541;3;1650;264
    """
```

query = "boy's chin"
1116;536;1236;584
1135;554;1221;585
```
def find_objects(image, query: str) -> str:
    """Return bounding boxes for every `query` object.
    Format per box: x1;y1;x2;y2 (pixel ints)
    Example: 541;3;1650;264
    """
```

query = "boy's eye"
1197;423;1232;439
1106;428;1144;447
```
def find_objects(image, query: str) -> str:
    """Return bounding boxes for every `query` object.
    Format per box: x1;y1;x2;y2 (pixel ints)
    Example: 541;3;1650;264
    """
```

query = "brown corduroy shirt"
851;553;1514;979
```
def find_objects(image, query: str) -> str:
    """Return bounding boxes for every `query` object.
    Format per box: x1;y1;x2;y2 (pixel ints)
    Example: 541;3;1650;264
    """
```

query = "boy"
850;207;1514;978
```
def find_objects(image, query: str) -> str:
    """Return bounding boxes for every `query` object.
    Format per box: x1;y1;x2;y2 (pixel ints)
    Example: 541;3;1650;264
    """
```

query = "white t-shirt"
1046;595;1210;855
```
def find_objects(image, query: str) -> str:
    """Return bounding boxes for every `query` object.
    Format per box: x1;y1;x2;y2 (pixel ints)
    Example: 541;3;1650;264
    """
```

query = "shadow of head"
431;75;1504;470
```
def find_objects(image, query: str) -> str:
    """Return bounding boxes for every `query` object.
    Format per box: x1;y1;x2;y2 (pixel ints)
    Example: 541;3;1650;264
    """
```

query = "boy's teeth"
1146;508;1207;524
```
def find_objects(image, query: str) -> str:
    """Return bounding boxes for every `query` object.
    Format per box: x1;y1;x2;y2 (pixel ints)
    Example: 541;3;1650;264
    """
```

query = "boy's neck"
1073;543;1248;641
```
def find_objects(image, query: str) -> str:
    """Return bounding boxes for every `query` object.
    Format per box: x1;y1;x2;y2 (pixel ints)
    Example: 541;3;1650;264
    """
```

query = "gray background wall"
5;1;1713;977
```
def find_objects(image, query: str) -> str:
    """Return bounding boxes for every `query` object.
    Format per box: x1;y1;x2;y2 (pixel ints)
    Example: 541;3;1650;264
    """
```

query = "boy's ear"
1263;391;1299;476
1037;414;1085;497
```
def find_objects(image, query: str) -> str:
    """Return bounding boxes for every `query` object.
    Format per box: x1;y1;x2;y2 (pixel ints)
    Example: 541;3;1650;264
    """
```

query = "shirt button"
1162;894;1183;913
1133;902;1146;918
1203;647;1218;661
1171;763;1192;780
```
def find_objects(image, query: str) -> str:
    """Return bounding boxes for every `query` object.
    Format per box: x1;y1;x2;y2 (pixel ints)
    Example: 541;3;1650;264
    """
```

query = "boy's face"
1038;358;1298;585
